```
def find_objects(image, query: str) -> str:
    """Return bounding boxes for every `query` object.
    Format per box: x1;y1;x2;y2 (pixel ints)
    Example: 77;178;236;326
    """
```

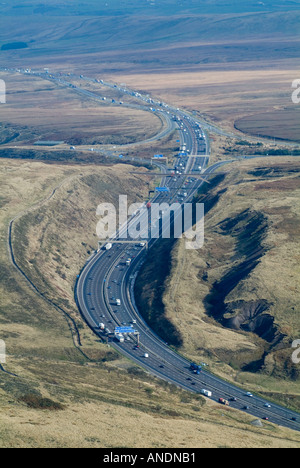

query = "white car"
144;353;149;358
246;392;253;397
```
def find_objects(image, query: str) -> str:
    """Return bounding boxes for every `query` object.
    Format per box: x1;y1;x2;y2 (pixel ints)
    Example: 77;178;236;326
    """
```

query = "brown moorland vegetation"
136;157;300;409
0;158;299;448
1;0;300;448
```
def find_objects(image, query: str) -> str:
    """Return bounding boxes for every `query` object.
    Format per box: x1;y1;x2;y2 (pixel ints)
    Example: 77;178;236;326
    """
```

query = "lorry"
115;333;124;343
190;363;202;374
201;389;212;398
219;398;230;406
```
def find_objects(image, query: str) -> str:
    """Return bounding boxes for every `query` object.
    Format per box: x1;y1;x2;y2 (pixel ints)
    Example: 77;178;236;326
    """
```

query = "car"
246;392;253;397
243;406;250;410
263;417;269;421
291;417;297;421
159;365;164;369
230;397;237;402
264;403;271;408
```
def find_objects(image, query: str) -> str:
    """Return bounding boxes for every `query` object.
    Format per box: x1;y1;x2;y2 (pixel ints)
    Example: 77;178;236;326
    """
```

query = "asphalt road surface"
72;88;299;432
4;67;299;432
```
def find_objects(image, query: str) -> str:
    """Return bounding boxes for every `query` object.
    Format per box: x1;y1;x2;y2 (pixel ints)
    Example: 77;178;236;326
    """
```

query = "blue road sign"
155;187;170;192
115;327;135;334
153;154;164;159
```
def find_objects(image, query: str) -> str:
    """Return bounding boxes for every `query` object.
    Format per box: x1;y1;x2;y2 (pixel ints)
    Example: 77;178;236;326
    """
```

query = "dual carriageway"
2;67;300;432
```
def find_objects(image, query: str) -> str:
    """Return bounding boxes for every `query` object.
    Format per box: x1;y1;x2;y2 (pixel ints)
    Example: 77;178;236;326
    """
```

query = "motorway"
2;66;299;432
72;84;300;432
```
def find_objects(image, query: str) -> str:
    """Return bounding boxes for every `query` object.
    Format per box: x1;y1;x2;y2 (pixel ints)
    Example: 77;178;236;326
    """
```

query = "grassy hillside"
2;13;300;53
136;157;300;410
235;107;300;144
112;67;300;141
0;71;162;147
1;2;300;62
2;0;300;17
2;158;300;447
0;0;299;448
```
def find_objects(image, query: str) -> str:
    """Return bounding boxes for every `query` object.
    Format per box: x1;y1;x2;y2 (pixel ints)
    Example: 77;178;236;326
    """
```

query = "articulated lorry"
219;398;230;406
200;389;212;397
115;333;125;343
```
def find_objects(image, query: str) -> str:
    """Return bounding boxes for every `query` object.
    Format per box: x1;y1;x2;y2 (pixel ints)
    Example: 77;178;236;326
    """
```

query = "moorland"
0;0;299;448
